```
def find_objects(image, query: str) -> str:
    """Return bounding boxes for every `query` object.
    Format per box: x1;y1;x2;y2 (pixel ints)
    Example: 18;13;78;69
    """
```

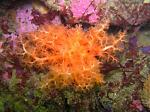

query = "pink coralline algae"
70;0;107;23
3;4;38;49
16;4;38;34
38;0;107;24
51;16;62;25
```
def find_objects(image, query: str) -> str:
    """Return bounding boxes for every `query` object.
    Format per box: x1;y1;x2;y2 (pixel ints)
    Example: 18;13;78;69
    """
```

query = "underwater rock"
105;0;150;27
141;75;150;109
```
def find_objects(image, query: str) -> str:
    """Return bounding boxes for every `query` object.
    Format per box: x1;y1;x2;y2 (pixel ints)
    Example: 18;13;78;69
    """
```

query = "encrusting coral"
15;21;125;91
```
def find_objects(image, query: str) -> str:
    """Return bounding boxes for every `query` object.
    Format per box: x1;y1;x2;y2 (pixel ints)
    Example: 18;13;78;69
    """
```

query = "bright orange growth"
16;22;125;91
